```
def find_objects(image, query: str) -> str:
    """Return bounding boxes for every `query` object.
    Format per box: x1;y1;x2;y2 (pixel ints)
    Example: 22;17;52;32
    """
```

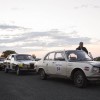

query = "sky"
0;0;100;58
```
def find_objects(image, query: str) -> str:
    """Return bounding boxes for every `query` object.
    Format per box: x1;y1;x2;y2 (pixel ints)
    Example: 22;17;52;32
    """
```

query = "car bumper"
20;68;36;71
87;76;100;81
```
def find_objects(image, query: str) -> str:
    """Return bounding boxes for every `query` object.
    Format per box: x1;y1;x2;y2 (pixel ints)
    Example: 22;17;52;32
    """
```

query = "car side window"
44;53;55;61
55;52;65;61
67;53;77;61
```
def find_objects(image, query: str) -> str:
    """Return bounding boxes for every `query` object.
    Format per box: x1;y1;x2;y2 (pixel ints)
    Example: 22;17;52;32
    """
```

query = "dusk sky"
0;0;100;58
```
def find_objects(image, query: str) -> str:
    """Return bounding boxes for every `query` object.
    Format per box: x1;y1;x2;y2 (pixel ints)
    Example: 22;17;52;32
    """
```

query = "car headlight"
92;67;100;73
18;63;24;67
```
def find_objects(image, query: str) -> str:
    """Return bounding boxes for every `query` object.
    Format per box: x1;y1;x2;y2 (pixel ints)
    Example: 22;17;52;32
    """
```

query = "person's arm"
84;47;88;54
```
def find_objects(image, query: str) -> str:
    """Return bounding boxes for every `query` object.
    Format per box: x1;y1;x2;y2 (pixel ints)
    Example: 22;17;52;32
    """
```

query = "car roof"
48;50;80;53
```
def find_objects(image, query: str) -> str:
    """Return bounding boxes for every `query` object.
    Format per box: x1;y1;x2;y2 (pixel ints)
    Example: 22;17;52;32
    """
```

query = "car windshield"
66;50;92;62
16;55;34;60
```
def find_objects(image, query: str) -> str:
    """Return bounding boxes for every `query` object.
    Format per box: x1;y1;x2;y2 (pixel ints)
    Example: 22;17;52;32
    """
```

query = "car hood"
17;60;35;64
81;61;100;67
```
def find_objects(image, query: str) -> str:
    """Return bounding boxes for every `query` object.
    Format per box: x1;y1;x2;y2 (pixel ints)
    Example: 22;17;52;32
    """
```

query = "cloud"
0;29;91;54
74;4;88;9
74;2;100;10
74;4;89;9
94;5;100;8
0;24;29;30
11;7;22;10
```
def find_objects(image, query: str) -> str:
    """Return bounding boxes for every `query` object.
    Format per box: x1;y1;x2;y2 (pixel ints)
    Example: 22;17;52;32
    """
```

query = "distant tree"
96;57;100;61
31;54;36;59
1;50;17;58
94;57;100;61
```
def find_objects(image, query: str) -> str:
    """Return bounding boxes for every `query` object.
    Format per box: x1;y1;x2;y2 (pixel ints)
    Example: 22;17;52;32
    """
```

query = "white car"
4;54;36;75
35;50;100;88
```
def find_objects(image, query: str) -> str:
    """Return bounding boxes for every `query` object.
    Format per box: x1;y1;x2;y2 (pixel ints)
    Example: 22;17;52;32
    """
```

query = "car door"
43;52;56;75
5;55;11;69
53;52;67;76
10;55;15;69
5;55;15;69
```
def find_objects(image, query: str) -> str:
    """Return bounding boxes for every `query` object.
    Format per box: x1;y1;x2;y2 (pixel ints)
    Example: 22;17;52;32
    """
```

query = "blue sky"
0;0;100;57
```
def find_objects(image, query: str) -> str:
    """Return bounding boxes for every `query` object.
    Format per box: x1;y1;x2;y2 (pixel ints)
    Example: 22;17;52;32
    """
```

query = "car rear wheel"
40;69;47;80
74;70;87;88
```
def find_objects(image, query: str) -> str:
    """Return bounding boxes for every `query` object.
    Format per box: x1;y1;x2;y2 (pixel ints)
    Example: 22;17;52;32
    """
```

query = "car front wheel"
5;67;9;73
74;70;87;88
40;69;47;80
16;67;21;75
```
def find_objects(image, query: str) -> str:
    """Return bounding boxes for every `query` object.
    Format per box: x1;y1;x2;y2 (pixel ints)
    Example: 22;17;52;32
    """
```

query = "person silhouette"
76;42;88;54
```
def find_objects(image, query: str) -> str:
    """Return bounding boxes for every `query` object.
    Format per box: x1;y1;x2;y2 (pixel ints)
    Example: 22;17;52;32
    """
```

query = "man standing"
76;42;88;54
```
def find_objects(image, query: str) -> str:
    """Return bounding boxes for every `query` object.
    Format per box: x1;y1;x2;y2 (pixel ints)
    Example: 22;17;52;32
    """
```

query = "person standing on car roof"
76;42;88;54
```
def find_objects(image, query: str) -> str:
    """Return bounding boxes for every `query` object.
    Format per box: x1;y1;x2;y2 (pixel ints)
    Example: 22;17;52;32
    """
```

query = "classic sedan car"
4;54;36;75
35;50;100;88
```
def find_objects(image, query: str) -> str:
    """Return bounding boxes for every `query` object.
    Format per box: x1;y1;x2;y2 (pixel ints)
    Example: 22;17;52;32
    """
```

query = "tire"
73;70;87;88
3;65;6;70
5;67;9;73
16;67;21;76
40;69;47;80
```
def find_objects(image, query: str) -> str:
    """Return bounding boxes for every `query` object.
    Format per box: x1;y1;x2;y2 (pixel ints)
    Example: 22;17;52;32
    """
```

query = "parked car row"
1;50;100;88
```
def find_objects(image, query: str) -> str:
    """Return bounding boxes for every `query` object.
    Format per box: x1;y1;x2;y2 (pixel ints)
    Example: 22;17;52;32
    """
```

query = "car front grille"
30;63;34;69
